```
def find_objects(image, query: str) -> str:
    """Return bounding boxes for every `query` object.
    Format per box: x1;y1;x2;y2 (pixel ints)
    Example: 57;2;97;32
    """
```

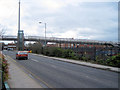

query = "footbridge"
1;35;119;46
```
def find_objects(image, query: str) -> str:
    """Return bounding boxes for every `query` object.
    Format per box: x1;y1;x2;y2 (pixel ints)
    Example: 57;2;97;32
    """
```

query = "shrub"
81;56;87;61
42;47;78;59
2;59;9;81
106;54;120;67
95;54;120;67
27;42;42;54
0;53;9;82
53;48;63;57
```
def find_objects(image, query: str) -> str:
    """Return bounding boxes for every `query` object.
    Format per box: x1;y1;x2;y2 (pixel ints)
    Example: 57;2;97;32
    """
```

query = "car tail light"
18;54;21;56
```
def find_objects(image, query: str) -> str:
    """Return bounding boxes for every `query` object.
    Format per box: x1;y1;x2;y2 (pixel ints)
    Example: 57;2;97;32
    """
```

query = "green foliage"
2;59;9;81
81;56;89;61
27;42;43;54
95;54;120;67
0;54;9;82
42;47;78;59
42;47;62;57
63;49;78;59
27;43;78;60
106;54;120;67
81;56;86;61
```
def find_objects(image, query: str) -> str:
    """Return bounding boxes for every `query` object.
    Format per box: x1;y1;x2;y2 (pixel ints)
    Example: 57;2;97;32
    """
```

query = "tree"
0;24;6;37
26;42;43;54
0;24;6;51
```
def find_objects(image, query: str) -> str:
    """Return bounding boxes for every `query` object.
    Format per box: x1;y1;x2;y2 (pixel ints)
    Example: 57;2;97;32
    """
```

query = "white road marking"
31;58;57;68
31;59;39;62
51;65;57;68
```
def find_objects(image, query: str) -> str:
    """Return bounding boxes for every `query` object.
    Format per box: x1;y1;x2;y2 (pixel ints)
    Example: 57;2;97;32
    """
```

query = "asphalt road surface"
3;50;118;88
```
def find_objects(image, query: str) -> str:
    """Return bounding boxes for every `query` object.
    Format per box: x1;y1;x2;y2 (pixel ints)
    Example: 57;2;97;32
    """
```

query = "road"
3;51;118;88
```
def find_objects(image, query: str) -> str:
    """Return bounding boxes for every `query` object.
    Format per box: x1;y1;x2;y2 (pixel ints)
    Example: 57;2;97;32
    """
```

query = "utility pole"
18;0;20;31
17;0;24;51
39;22;47;47
17;0;21;50
45;23;46;47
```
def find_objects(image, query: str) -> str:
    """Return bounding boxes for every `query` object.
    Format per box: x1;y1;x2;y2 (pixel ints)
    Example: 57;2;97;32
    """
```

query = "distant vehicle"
8;48;13;51
16;51;28;60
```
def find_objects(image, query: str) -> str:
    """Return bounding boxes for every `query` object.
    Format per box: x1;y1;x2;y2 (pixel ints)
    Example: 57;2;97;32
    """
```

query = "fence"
64;46;120;60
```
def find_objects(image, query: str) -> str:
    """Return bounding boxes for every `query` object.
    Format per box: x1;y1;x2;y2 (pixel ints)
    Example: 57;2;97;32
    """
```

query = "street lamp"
39;22;47;47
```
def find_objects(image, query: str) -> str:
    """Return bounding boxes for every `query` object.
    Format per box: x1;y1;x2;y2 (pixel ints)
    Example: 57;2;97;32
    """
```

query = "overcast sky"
0;0;119;42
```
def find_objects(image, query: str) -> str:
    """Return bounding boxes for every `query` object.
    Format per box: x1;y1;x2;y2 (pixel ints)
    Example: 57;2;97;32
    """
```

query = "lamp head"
39;22;42;24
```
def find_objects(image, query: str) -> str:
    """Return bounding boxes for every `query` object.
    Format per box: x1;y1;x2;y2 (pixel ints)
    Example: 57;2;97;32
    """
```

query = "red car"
16;51;28;60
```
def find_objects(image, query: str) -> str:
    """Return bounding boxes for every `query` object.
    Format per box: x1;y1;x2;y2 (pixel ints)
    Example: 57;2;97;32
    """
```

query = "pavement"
5;55;42;88
31;53;120;73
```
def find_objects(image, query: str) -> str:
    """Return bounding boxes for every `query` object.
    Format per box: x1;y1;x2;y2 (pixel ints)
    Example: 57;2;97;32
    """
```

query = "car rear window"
18;52;28;54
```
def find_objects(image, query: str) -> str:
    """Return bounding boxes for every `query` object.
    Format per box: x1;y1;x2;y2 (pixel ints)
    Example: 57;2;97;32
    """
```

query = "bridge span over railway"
1;35;119;46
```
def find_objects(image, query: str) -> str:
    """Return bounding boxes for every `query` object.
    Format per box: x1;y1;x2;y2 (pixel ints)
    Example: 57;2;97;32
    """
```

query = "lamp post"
39;22;46;47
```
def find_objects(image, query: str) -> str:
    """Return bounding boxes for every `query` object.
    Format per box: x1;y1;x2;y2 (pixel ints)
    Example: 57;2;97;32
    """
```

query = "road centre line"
51;65;57;68
31;57;59;69
31;59;39;62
